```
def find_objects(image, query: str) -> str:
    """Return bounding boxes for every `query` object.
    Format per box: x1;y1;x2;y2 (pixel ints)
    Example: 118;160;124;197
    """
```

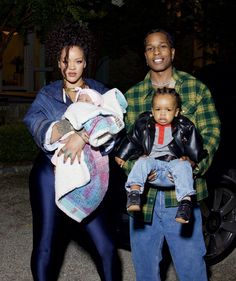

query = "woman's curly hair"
45;21;96;71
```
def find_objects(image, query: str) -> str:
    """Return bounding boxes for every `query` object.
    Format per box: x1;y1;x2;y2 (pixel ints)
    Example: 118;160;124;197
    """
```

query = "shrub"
0;123;38;163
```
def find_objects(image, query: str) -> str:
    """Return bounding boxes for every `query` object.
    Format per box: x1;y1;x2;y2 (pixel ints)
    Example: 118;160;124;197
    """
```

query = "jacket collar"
144;67;185;94
43;80;64;103
143;72;155;99
42;78;92;104
143;68;180;99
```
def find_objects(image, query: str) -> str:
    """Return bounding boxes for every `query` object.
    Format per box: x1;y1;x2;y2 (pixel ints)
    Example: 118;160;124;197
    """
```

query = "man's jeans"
126;157;196;201
129;191;208;281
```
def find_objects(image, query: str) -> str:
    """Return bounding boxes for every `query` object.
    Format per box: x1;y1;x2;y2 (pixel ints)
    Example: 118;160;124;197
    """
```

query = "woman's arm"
50;119;88;164
50;119;74;143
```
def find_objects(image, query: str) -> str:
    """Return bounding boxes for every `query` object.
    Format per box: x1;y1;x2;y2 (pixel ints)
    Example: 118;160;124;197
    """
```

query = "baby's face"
78;94;94;104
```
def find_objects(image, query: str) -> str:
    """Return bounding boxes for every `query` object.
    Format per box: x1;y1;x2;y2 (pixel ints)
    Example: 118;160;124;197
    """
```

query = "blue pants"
29;153;120;281
130;191;208;281
126;157;196;201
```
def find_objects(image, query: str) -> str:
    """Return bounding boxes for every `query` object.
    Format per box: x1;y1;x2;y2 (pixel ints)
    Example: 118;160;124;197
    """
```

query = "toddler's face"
151;94;179;125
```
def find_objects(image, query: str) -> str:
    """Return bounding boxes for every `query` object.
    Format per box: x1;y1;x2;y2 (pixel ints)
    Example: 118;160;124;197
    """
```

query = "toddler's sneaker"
126;190;141;212
175;199;192;223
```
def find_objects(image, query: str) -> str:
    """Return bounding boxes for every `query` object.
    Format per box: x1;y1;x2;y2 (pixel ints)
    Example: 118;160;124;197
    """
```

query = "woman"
23;22;121;281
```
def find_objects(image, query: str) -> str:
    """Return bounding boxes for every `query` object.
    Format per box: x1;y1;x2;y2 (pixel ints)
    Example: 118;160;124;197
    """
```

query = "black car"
107;63;236;266
196;63;236;265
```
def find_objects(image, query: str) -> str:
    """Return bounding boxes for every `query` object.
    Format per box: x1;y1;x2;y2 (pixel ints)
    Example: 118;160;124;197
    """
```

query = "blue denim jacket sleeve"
23;81;66;151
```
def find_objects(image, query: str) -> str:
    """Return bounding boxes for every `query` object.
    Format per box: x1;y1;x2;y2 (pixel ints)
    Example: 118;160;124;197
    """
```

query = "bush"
0;123;38;163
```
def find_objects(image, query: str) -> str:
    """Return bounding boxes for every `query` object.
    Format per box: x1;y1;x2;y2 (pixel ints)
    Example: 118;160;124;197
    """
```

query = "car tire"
201;169;236;265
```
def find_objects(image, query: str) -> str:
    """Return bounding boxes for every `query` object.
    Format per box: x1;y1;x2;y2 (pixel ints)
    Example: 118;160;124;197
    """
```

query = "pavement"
0;163;236;281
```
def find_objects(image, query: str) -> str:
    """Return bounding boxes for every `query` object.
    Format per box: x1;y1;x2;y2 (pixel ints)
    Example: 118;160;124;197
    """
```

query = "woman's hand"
57;132;88;164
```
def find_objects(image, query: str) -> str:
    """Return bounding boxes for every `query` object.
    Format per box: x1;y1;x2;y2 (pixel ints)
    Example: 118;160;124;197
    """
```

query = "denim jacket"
23;79;108;157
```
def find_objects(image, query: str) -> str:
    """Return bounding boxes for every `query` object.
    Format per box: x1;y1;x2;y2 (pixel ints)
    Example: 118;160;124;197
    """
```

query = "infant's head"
76;88;103;106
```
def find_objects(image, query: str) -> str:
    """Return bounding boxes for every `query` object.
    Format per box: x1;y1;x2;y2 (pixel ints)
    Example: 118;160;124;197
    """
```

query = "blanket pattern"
53;88;127;222
84;114;123;147
57;145;109;222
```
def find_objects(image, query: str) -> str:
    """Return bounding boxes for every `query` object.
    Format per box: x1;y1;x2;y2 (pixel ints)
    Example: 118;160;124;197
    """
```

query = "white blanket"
51;88;127;221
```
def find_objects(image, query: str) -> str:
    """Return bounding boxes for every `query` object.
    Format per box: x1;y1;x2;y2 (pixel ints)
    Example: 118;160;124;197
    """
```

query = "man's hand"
115;156;125;168
147;169;157;182
180;156;196;168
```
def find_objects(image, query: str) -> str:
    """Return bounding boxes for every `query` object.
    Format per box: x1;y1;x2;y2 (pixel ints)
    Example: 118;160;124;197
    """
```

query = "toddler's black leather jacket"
116;111;207;163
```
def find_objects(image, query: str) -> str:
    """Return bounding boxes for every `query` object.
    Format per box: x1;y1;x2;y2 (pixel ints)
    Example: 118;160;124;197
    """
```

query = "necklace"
64;80;86;93
64;81;87;103
64;87;76;93
151;79;171;87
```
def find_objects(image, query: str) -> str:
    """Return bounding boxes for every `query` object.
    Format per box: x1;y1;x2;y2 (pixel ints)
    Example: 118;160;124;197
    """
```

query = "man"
121;28;221;281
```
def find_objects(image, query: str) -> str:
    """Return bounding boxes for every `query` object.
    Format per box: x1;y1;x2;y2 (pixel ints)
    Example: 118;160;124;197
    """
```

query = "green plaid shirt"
123;68;221;223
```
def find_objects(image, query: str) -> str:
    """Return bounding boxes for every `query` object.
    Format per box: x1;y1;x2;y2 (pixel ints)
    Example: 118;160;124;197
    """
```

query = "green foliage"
1;0;235;76
0;123;38;163
93;0;236;71
0;0;113;65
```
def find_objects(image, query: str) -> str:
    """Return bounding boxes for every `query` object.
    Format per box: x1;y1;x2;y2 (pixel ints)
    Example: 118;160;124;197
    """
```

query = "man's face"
144;32;175;73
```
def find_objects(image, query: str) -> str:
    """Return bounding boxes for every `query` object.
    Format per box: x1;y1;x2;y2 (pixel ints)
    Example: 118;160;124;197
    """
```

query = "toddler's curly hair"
152;87;182;110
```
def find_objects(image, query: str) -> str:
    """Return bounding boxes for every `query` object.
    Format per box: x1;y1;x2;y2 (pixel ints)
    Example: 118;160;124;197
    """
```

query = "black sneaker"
126;190;141;212
175;199;192;224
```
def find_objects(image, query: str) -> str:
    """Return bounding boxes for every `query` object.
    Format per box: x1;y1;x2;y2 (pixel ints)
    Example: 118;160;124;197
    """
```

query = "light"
2;31;18;36
111;0;124;7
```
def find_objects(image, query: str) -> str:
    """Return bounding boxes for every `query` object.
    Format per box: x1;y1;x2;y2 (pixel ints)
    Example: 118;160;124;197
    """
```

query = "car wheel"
201;170;236;265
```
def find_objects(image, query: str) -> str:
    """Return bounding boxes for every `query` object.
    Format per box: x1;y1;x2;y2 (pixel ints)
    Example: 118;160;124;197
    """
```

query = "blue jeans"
126;157;196;201
130;191;208;281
